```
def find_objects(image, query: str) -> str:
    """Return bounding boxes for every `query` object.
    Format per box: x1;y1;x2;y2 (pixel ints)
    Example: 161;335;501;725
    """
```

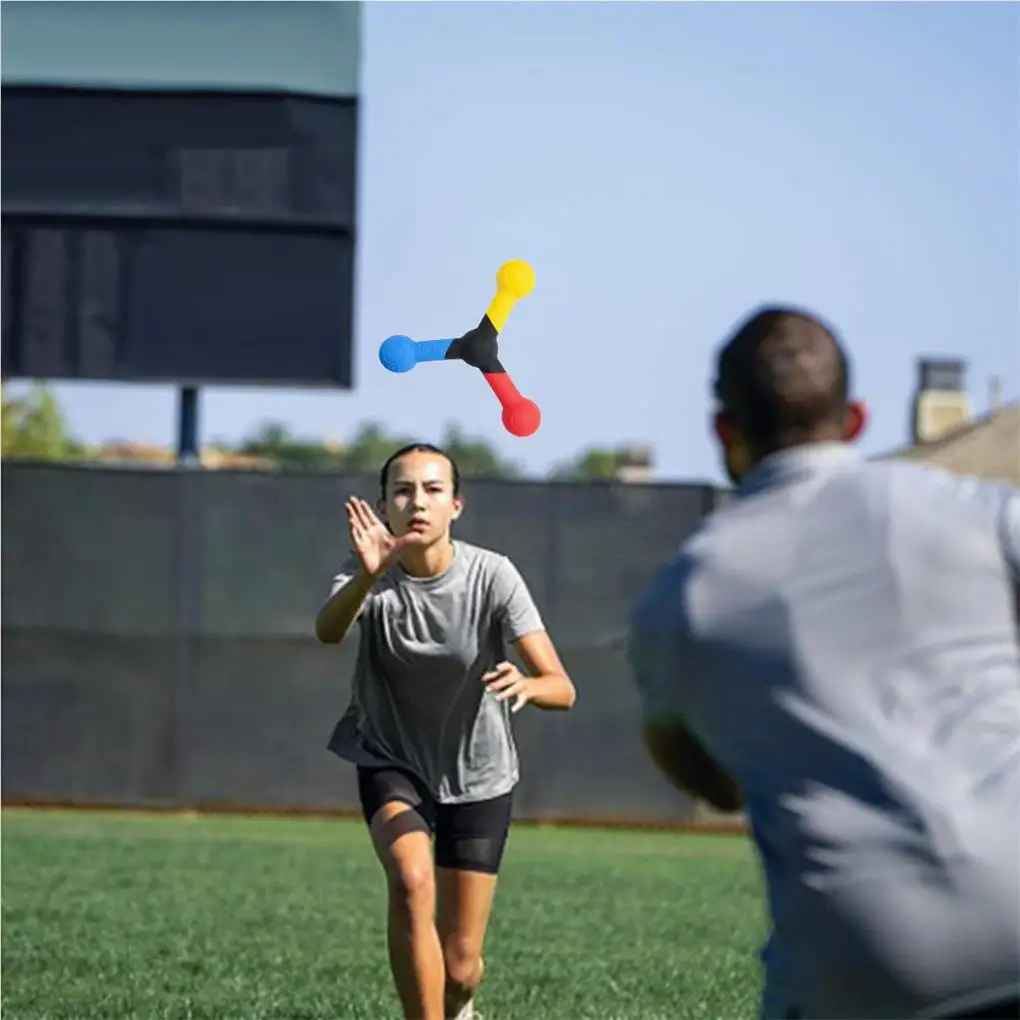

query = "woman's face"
380;451;462;544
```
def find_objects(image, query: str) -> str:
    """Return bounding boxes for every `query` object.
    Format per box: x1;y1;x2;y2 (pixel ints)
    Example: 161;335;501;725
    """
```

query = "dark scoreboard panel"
1;86;357;387
2;86;357;228
1;219;354;386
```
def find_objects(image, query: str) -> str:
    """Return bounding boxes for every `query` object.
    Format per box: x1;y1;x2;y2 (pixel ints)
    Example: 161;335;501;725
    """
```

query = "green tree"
236;421;349;471
1;384;87;461
336;422;418;474
234;420;420;474
550;446;627;481
336;422;520;479
235;419;522;479
440;423;521;480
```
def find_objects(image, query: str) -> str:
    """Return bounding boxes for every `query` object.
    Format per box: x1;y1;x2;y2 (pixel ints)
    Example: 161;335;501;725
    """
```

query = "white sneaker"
451;1000;475;1020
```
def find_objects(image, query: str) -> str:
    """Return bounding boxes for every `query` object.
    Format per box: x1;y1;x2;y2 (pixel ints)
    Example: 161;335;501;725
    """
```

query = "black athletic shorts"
356;765;513;875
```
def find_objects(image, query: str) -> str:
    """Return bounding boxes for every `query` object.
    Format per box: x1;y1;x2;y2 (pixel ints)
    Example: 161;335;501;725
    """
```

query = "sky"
9;0;1020;484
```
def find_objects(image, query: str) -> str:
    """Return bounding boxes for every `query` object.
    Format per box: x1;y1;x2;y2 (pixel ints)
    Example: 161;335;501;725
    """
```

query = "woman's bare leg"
436;867;500;1018
368;802;446;1020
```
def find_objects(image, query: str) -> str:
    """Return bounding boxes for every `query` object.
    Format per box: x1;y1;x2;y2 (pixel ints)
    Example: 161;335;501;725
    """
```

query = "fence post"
168;464;201;806
544;480;562;633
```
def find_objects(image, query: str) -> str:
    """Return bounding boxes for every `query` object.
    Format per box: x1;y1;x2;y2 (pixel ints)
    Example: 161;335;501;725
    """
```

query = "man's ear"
713;410;752;479
844;400;868;442
712;410;738;448
451;496;465;521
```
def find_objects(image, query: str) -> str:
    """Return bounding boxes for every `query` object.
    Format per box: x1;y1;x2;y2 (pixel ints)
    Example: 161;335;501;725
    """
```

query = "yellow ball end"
496;260;536;299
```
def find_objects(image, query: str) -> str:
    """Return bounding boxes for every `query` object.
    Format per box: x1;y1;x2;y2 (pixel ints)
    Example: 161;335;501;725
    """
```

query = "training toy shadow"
378;261;541;438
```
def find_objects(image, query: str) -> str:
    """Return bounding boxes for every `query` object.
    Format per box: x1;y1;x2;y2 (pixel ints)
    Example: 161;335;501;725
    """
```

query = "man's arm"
1001;487;1020;623
641;719;743;813
629;552;743;814
935;472;1020;624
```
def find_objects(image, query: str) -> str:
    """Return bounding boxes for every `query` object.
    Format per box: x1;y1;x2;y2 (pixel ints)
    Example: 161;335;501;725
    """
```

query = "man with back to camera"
628;307;1020;1020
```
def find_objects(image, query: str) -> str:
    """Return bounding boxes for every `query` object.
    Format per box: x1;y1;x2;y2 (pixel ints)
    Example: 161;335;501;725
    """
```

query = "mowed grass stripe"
2;810;765;1020
0;810;754;861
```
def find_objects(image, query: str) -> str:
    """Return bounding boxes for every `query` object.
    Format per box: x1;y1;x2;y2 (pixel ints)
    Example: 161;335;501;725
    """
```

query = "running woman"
315;443;576;1020
629;308;1020;1020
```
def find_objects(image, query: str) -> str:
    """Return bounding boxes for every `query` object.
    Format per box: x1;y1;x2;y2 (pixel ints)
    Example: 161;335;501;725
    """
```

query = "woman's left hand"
482;662;533;713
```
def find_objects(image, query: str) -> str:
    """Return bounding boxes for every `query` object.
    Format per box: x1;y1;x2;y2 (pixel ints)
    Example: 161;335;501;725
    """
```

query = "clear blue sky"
18;0;1020;483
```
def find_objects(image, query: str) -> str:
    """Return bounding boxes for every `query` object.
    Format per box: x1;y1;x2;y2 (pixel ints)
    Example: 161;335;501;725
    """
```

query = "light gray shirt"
326;540;545;804
629;444;1020;1020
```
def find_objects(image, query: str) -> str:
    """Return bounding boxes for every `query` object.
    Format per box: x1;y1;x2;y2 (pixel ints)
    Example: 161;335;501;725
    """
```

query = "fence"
1;461;724;825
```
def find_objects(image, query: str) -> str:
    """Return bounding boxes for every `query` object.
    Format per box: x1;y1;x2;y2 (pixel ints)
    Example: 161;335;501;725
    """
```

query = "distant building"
94;442;276;471
615;444;656;484
878;358;1019;486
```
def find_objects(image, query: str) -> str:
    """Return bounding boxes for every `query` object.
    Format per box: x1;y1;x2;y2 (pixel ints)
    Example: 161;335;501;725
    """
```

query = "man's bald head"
713;306;851;457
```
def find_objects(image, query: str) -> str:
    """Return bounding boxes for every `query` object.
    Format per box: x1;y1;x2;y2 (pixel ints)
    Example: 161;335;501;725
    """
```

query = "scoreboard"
1;1;361;388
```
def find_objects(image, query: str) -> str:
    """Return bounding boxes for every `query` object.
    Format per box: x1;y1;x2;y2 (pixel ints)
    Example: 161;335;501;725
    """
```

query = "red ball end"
503;400;541;437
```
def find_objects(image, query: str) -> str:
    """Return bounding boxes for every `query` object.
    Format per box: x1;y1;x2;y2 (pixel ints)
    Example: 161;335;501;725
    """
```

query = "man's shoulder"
861;456;974;492
810;454;1015;504
632;530;708;630
717;456;989;520
674;505;740;571
848;459;1018;529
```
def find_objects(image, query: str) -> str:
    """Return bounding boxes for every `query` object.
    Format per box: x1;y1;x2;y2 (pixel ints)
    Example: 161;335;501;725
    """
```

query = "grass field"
1;810;766;1020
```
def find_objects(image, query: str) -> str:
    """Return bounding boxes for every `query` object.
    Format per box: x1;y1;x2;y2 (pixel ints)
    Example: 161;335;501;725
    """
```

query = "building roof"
94;441;275;471
877;401;1020;486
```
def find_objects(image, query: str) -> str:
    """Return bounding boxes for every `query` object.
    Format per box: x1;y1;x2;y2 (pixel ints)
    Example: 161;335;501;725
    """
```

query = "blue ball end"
379;335;417;374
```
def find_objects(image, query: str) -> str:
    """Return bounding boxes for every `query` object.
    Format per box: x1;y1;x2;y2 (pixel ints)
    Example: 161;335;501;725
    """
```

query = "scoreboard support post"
176;386;200;467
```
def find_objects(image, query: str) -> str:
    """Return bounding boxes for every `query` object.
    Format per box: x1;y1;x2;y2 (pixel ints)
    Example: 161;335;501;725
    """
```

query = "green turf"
1;810;766;1020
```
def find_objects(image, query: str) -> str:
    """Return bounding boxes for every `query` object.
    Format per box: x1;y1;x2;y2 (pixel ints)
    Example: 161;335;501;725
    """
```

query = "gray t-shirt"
326;540;545;804
629;444;1020;1020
